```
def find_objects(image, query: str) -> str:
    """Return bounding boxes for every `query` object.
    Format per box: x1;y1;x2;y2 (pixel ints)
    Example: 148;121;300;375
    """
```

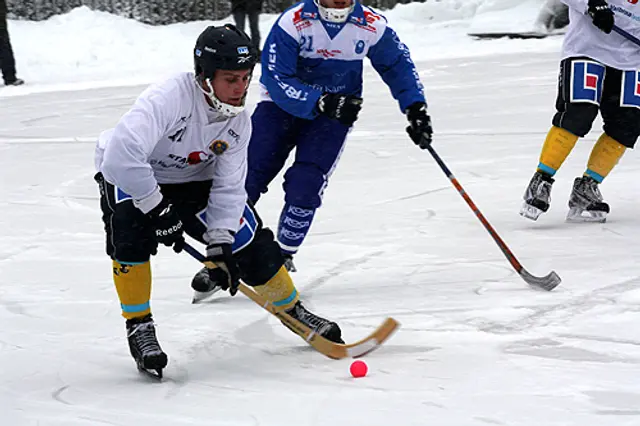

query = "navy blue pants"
246;101;350;254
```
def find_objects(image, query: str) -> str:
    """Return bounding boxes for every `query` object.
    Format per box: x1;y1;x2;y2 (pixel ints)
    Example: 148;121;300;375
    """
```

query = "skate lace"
293;304;330;331
583;179;603;202
537;181;551;200
526;173;551;203
128;322;162;354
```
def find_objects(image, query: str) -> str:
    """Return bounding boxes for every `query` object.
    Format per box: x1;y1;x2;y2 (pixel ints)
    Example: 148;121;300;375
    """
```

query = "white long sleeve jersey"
561;0;640;70
94;72;250;244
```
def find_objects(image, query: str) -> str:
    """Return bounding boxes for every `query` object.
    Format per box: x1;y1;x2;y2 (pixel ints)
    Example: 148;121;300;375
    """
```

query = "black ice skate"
191;267;222;304
126;314;168;378
520;171;554;221
4;78;24;87
285;301;344;344
283;253;297;273
566;176;609;223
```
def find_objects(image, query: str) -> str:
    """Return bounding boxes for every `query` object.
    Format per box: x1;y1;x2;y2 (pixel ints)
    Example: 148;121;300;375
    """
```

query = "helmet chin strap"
198;76;246;118
314;0;354;23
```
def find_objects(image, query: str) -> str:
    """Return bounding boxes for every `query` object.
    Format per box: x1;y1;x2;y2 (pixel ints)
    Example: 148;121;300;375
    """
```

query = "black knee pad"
111;241;156;263
235;228;284;286
96;173;157;263
109;205;157;263
552;103;599;137
603;108;640;149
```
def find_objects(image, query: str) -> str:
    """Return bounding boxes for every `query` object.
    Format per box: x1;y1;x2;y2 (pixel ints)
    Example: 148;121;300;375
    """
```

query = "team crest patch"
209;140;229;155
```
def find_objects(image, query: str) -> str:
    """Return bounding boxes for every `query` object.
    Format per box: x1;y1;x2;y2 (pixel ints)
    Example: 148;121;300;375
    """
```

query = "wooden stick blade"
183;243;400;360
238;284;399;359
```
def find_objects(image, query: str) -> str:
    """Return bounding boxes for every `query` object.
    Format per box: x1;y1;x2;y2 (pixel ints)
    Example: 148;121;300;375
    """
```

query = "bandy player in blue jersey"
244;0;433;270
521;0;640;223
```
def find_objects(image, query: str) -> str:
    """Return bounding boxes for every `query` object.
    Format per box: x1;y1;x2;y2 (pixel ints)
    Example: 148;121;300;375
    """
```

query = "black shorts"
95;173;284;285
95;173;212;263
552;57;640;148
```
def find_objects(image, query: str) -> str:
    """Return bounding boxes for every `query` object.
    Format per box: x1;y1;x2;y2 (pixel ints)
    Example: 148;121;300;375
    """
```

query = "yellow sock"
584;133;626;183
537;126;579;176
112;260;152;320
253;266;299;311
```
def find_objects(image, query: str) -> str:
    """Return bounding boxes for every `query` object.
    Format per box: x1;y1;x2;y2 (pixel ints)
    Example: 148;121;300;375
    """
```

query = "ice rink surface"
2;8;640;426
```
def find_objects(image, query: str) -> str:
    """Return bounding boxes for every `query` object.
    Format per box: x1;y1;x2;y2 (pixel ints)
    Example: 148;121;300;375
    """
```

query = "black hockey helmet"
194;24;258;78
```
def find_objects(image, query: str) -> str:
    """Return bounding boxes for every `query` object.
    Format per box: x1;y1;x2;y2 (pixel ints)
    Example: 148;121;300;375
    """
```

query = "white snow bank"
2;3;562;96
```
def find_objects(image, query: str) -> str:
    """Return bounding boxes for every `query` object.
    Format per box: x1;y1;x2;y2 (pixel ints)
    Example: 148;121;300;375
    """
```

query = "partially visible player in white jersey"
521;0;640;223
94;24;343;379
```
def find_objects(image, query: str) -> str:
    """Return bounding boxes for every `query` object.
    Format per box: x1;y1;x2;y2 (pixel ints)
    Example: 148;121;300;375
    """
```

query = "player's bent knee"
604;116;640;149
283;164;327;208
553;104;598;137
606;130;639;149
111;242;155;264
235;228;284;286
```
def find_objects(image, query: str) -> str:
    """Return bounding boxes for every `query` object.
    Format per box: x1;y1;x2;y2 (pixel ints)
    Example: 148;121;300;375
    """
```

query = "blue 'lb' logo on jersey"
622;70;640;108
355;40;365;54
570;60;605;105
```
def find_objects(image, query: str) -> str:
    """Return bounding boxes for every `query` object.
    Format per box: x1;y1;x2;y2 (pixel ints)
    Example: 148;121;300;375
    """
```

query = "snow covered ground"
2;5;640;426
2;3;564;94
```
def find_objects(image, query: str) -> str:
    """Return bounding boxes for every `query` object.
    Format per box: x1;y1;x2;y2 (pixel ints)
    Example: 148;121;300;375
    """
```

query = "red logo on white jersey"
187;151;208;165
364;10;381;24
292;7;314;29
316;49;342;58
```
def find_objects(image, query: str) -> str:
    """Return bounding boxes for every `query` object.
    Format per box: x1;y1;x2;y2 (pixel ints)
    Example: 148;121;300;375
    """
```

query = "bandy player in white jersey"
521;0;640;223
94;25;343;379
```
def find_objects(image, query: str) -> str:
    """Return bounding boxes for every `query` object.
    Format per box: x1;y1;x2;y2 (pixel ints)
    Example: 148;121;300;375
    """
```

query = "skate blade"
192;287;221;304
138;365;163;380
284;258;297;273
566;207;607;223
520;202;543;221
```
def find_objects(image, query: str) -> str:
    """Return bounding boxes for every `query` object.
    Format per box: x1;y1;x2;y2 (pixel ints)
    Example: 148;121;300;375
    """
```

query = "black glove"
205;243;241;296
147;200;184;253
317;93;363;126
405;102;433;149
588;0;614;34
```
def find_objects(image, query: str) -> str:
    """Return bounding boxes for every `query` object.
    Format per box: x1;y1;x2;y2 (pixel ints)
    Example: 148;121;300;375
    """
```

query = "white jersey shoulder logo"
209;139;230;155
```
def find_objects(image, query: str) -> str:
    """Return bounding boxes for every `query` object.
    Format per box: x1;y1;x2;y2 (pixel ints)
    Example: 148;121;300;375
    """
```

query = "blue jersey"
259;0;426;120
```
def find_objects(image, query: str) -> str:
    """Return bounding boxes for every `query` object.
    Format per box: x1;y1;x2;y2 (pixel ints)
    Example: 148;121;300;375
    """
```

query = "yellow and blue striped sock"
253;266;299;312
537;126;579;176
584;133;626;183
112;260;152;320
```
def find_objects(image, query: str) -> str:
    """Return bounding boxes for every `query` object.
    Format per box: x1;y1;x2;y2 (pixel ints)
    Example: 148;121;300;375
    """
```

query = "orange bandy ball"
350;360;368;378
